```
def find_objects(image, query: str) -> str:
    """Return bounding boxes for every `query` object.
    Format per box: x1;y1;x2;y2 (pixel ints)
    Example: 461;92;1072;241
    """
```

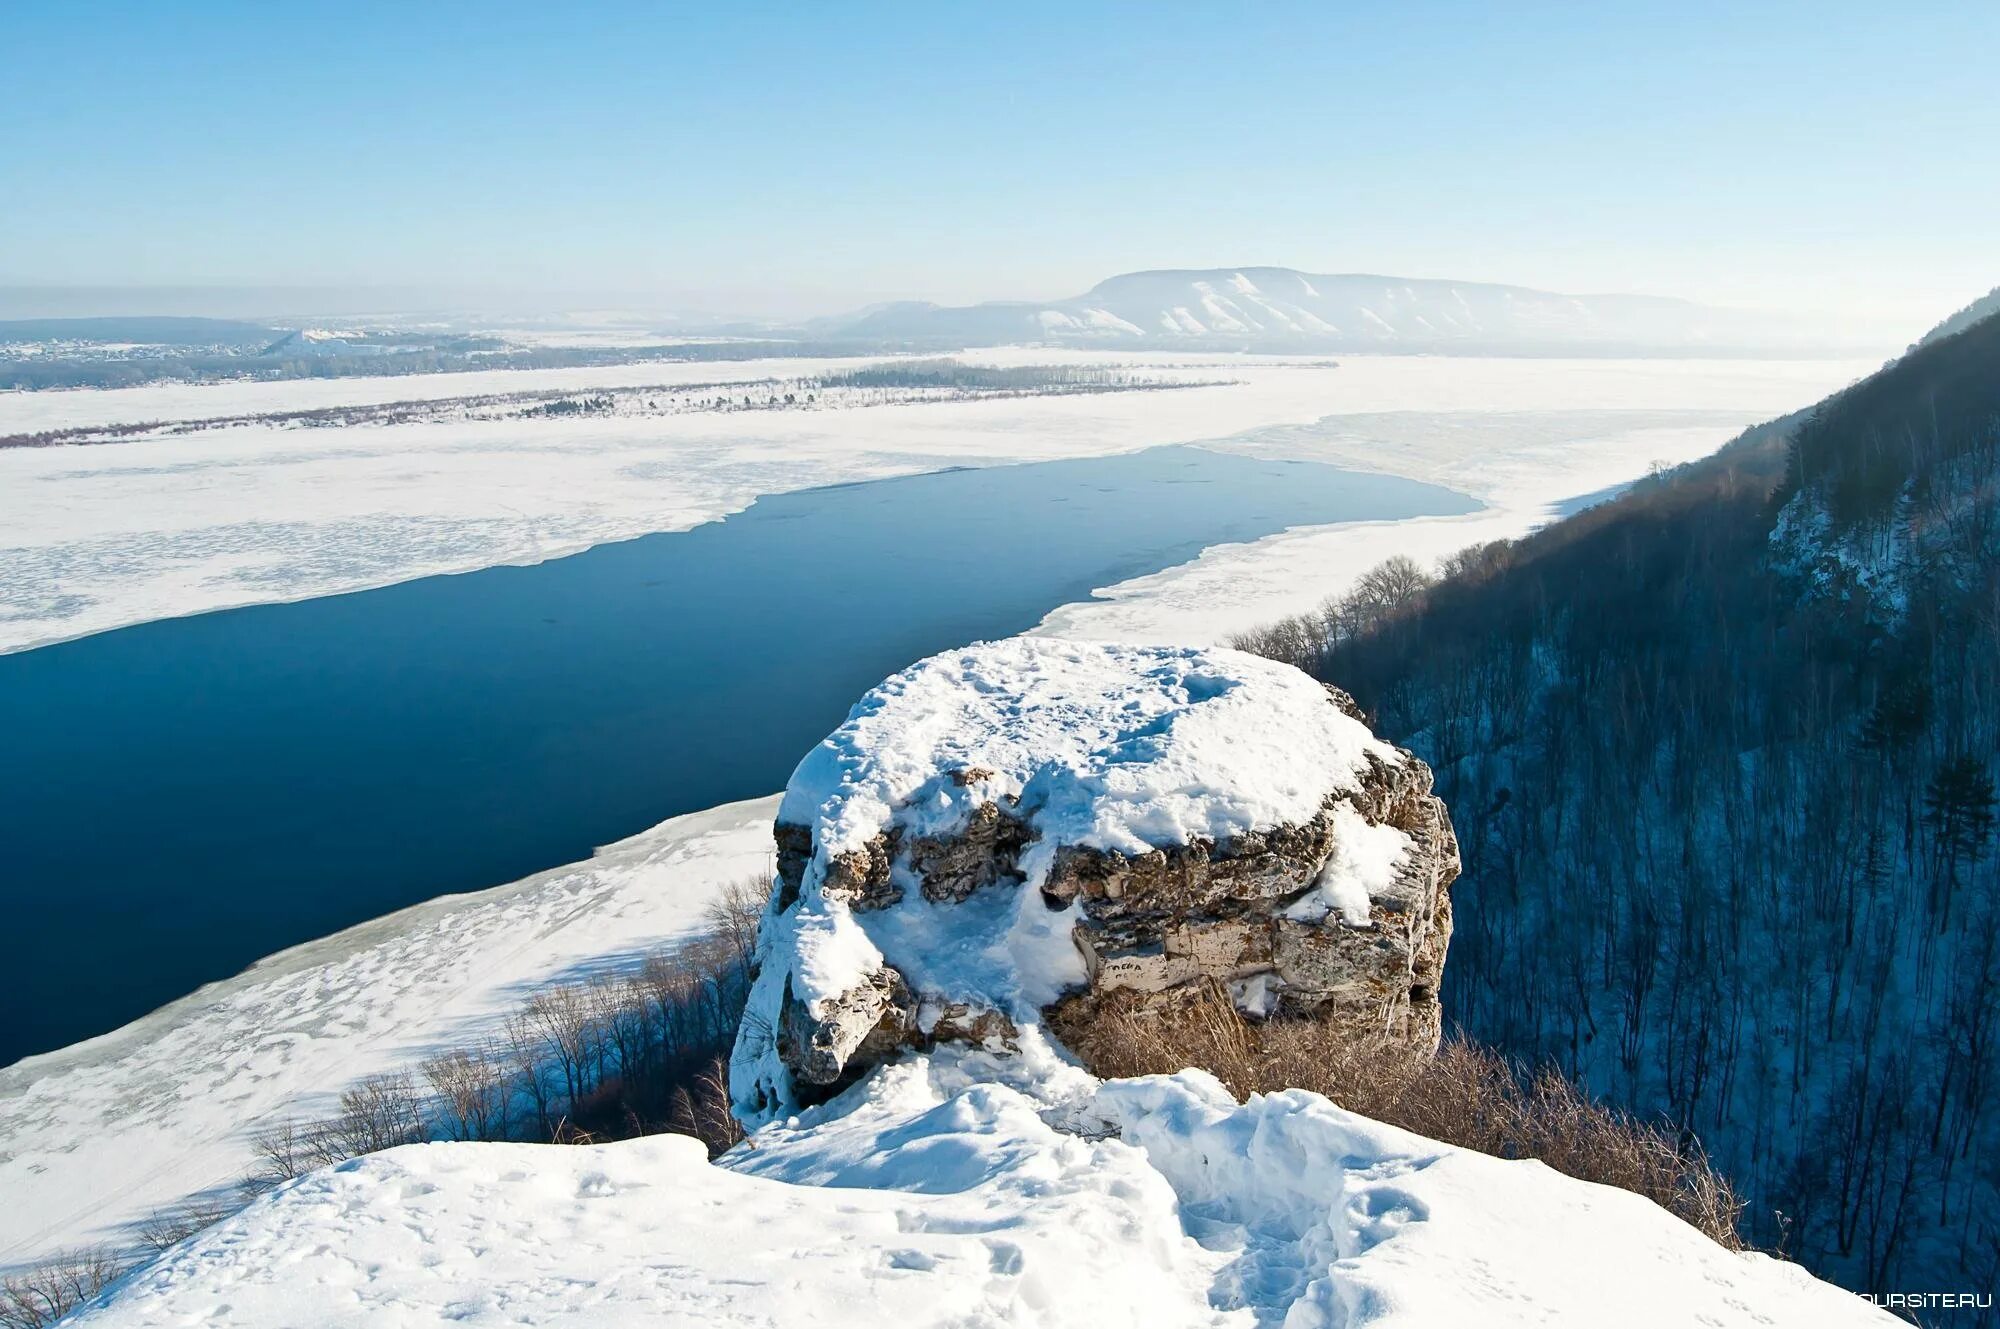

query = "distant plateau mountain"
810;267;1842;354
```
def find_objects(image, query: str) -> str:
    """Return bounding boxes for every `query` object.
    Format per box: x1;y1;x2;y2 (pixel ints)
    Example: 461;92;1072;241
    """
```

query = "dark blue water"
0;445;1476;1065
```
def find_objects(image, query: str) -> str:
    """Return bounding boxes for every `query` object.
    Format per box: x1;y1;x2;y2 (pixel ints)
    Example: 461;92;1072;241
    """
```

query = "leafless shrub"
1228;605;1329;673
0;1248;126;1328
135;1198;231;1253
245;1072;430;1191
546;1117;599;1145
703;876;767;976
1052;981;1745;1248
326;1072;431;1157
247;1117;326;1189
1231;555;1438;672
232;910;755;1214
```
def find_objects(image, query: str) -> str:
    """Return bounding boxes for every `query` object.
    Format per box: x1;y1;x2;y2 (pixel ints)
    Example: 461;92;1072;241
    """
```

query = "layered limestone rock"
731;639;1458;1123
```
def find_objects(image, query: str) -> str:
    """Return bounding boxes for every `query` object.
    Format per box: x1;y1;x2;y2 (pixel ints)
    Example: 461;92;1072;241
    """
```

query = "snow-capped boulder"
733;639;1458;1123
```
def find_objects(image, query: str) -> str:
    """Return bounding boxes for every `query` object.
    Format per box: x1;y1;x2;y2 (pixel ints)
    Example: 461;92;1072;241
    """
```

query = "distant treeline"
818;358;1182;391
0;339;903;391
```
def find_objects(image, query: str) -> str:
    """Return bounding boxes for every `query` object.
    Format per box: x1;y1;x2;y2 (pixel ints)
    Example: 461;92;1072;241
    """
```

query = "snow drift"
69;1046;1891;1327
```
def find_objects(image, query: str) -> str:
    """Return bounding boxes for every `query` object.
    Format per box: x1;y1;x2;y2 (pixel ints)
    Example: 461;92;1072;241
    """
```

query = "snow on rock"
776;638;1390;866
735;639;1458;1124
70;1050;1894;1327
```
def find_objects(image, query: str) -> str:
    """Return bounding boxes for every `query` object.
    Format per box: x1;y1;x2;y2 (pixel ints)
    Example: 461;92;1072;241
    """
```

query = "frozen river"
0;444;1472;1064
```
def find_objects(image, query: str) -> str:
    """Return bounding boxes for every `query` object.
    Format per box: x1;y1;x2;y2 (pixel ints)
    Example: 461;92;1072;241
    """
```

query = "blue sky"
3;1;1994;329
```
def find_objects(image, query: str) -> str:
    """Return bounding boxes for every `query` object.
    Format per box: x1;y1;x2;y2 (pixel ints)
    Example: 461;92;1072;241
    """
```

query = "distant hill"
814;267;1830;354
1915;283;2000;347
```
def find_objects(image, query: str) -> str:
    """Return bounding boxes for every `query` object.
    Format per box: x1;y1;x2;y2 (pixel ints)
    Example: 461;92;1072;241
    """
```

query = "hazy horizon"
0;269;1973;349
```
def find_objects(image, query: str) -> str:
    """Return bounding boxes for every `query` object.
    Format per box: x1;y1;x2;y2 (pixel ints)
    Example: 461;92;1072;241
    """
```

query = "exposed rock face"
776;965;918;1089
731;641;1459;1122
1051;699;1457;1050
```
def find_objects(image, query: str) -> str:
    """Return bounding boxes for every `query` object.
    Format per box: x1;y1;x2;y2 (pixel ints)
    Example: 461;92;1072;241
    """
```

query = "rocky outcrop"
1047;692;1457;1050
731;640;1460;1121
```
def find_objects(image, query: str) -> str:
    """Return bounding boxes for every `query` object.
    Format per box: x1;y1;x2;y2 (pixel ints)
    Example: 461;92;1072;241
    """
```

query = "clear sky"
4;1;1994;332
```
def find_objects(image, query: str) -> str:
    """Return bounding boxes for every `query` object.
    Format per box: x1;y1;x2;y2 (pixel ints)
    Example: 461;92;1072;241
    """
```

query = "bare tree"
522;985;598;1111
703;877;767;977
422;1048;507;1142
325;1072;430;1157
1334;554;1435;639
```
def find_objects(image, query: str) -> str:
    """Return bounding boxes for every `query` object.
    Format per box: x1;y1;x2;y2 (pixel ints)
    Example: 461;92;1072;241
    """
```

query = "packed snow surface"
746;640;1397;1116
68;1048;1891;1327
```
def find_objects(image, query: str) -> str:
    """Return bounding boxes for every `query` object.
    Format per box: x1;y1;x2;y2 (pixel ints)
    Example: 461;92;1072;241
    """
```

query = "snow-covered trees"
1235;311;2000;1296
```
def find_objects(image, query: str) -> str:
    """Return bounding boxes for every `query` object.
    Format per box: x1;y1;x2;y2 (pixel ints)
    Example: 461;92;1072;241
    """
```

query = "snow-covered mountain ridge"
821;267;1829;353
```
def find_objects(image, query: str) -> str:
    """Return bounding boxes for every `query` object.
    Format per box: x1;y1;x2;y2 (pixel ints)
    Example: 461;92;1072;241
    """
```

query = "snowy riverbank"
0;797;778;1265
1;351;1871;653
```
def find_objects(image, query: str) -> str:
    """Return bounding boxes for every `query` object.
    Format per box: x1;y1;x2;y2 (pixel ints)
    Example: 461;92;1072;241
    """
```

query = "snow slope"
0;351;1870;653
67;1048;1892;1327
0;797;778;1267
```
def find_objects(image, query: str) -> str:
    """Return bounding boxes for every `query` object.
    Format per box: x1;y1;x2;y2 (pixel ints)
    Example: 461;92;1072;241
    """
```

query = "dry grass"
1050;981;1745;1247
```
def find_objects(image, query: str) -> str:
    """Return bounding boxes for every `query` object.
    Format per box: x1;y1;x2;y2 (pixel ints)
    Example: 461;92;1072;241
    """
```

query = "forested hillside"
1237;310;2000;1300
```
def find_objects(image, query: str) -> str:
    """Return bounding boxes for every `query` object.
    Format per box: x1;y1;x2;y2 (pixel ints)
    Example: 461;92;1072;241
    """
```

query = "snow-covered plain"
1;351;1872;653
66;1047;1891;1327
